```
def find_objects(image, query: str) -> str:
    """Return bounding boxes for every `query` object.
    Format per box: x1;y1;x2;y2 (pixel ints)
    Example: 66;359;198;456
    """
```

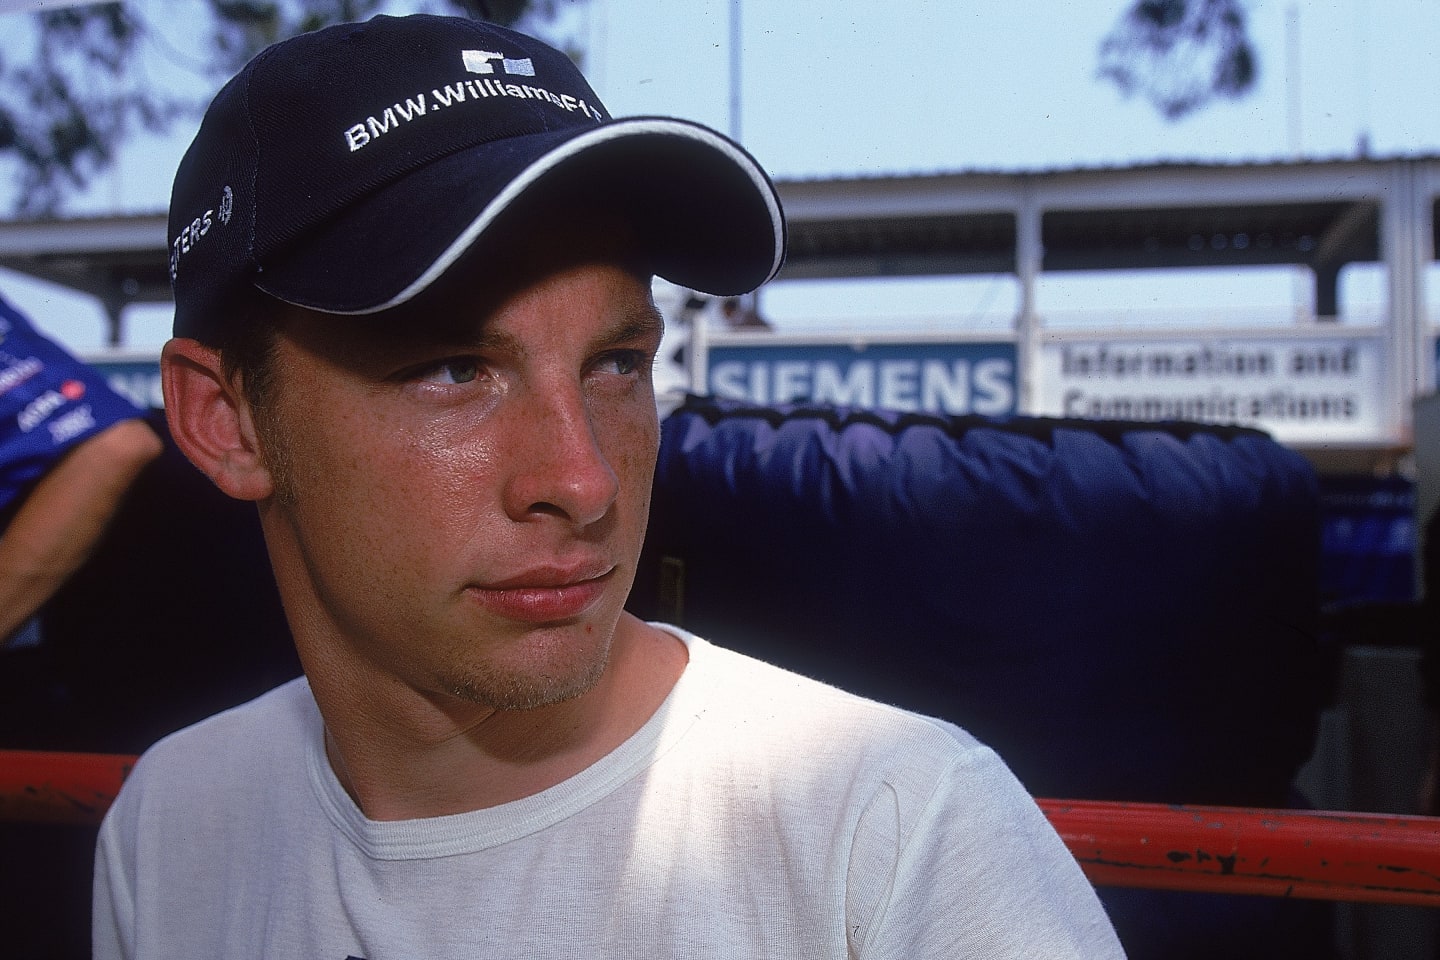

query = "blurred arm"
0;418;163;645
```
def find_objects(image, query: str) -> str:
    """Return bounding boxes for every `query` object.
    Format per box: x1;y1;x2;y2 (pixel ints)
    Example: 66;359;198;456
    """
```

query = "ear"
161;337;275;502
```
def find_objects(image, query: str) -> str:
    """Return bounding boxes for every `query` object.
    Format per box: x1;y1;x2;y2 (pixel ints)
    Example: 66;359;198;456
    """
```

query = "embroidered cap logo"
461;49;535;76
168;185;229;282
342;44;602;154
218;185;234;226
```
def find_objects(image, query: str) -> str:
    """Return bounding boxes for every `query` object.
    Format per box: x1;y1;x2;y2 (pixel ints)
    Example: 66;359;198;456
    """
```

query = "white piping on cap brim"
340;117;785;315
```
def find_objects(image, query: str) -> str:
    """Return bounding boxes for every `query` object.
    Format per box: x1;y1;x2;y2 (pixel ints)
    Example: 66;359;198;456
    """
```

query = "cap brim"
254;118;785;314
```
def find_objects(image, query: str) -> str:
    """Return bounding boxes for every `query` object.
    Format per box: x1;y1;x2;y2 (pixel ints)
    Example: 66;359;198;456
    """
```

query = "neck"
309;615;687;820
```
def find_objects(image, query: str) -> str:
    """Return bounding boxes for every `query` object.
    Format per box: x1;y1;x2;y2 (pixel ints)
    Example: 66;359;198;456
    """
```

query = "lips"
465;565;615;624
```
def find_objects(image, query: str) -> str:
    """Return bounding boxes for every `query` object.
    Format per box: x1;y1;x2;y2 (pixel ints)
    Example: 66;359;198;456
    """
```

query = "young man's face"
252;251;664;715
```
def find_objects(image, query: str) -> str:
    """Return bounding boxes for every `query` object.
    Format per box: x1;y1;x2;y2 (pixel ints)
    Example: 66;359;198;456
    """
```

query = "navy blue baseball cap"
168;13;786;341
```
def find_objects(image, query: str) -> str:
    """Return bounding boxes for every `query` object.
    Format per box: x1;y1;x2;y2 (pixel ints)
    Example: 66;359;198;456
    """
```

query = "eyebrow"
599;302;665;349
452;299;665;360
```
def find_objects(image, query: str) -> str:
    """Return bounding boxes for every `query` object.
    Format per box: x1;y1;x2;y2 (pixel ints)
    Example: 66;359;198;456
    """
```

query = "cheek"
406;425;502;518
284;405;496;549
604;412;660;510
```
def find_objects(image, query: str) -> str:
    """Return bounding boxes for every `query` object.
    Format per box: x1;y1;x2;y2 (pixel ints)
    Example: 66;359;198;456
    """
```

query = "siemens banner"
704;340;1017;415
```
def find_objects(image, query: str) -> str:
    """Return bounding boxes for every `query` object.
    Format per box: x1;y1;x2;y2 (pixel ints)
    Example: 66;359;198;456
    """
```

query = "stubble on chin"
444;645;612;712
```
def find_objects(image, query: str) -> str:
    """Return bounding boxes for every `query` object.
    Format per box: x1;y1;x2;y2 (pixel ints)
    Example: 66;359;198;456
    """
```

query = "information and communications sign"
1034;336;1384;444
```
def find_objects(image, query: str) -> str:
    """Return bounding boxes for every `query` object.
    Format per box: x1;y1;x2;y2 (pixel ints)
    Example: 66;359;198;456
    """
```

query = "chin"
444;625;614;711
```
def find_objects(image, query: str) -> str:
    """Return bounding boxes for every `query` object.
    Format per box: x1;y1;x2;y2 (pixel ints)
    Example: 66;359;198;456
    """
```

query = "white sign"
1035;336;1385;444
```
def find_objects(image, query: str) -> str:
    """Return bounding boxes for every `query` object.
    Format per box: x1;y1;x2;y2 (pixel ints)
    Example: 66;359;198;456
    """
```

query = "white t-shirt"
94;627;1123;959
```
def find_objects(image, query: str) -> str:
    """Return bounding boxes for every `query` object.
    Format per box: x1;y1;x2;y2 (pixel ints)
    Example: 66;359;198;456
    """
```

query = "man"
94;15;1123;958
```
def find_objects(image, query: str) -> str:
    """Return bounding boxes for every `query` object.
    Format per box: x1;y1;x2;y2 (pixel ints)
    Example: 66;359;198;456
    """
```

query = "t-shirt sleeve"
93;789;139;960
0;294;146;512
848;739;1126;959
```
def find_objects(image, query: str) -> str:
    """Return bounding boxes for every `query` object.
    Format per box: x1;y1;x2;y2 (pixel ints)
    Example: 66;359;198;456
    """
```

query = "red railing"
1043;798;1440;907
3;749;1438;905
0;749;134;826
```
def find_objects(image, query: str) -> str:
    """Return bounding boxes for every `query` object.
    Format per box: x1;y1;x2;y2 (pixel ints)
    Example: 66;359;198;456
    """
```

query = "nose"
502;383;620;527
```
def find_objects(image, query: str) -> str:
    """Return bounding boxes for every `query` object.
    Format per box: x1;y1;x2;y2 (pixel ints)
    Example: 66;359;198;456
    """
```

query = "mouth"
465;565;616;624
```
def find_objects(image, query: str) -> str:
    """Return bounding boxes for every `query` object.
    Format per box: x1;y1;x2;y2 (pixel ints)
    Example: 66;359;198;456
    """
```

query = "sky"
0;0;1436;351
596;0;1432;176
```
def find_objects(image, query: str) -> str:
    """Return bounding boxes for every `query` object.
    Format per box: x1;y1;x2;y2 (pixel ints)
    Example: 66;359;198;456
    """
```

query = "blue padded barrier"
630;395;1332;960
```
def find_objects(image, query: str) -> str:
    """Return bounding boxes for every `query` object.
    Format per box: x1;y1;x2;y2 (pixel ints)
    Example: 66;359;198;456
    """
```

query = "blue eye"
600;351;645;376
419;359;480;384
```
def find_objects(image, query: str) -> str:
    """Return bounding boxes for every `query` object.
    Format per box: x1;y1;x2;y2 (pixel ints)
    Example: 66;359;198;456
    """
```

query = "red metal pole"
3;750;1439;908
0;749;134;826
1041;798;1440;907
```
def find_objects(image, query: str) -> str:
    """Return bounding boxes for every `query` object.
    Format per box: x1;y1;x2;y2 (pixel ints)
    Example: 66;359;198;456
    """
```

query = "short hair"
201;284;298;503
207;284;283;418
